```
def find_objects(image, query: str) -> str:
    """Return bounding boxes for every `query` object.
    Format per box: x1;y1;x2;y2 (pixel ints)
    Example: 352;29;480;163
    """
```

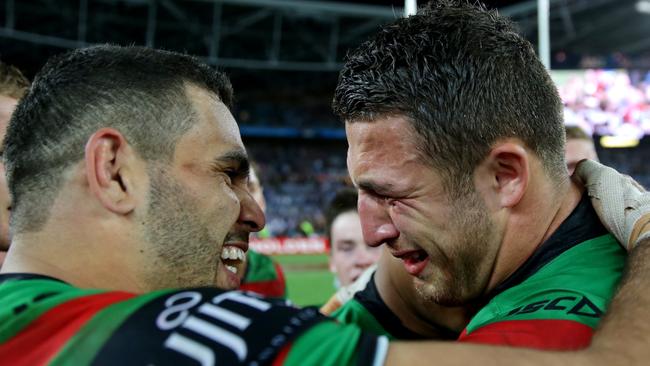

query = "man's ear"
84;128;138;214
477;142;529;209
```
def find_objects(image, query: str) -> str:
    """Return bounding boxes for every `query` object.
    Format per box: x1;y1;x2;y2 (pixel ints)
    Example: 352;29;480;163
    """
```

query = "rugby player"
332;0;632;349
0;45;388;365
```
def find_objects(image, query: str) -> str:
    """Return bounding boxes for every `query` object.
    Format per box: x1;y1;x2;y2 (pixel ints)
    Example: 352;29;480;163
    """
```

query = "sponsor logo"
507;295;603;318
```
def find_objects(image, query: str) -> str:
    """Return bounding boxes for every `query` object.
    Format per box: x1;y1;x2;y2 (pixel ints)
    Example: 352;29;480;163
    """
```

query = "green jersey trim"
244;250;279;283
49;289;174;366
332;298;393;339
0;278;104;343
465;234;625;334
283;321;387;366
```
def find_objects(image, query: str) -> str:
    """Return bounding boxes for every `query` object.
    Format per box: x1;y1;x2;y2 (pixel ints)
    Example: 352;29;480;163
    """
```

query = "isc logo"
507;295;603;318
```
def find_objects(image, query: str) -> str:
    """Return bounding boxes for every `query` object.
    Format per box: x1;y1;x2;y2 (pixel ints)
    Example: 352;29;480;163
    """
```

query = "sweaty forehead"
345;117;420;174
173;85;245;167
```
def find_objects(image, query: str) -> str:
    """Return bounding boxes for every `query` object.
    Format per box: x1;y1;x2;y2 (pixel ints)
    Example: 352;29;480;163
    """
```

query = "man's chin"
412;277;466;307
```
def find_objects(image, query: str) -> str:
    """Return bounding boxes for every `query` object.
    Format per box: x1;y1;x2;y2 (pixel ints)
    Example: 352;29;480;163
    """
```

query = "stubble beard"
141;168;219;291
415;190;496;307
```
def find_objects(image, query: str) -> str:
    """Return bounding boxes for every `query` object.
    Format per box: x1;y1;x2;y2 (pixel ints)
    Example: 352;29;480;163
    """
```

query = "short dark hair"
0;60;29;99
332;0;565;195
4;45;233;233
325;188;358;242
565;126;591;141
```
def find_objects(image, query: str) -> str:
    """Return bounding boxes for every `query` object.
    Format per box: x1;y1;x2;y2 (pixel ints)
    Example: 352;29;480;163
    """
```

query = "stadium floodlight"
637;0;650;14
600;136;640;148
538;0;550;69
405;0;417;17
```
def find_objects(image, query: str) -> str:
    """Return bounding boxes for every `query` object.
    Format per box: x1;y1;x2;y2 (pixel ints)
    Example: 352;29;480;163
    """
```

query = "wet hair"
333;0;565;195
3;45;233;233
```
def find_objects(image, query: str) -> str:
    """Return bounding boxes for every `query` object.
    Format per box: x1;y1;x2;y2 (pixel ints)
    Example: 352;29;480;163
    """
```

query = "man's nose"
236;186;265;232
357;193;399;247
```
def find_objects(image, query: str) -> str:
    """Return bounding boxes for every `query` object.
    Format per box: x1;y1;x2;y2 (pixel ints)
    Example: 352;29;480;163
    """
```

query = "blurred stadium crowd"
559;69;650;137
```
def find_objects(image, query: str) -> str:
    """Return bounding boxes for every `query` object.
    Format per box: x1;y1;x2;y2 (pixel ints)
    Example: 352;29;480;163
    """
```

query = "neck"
375;251;469;337
1;218;144;292
486;175;583;292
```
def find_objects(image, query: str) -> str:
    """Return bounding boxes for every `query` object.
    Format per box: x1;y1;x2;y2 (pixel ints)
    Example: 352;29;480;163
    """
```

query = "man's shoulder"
490;233;625;323
0;276;323;365
460;234;626;349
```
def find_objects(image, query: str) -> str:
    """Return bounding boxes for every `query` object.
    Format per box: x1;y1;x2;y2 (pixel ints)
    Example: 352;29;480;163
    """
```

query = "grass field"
273;254;336;306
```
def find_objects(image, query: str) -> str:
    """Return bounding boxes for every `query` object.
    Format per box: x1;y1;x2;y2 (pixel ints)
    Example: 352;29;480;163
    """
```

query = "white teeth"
225;265;238;274
220;246;245;262
220;247;231;260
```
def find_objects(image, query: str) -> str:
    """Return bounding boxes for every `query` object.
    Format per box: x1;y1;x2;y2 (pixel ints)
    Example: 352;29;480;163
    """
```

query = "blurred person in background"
565;126;599;175
0;61;29;268
239;163;287;298
325;188;381;288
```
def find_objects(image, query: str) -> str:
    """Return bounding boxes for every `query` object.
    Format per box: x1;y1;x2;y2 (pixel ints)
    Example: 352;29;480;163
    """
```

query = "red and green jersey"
0;274;387;365
458;195;625;349
240;250;287;298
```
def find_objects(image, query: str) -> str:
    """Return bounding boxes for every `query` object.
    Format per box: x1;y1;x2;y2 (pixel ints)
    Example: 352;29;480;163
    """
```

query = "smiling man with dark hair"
0;45;393;365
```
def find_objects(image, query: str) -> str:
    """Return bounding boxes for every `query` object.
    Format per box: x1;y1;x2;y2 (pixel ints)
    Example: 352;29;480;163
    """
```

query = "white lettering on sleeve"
164;333;215;366
182;316;248;361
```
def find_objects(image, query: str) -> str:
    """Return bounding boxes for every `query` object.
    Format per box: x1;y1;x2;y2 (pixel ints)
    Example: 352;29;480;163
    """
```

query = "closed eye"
210;150;250;185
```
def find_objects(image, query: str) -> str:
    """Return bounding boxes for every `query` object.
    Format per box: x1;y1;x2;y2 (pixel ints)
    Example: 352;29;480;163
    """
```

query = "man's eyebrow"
212;150;250;178
356;180;394;195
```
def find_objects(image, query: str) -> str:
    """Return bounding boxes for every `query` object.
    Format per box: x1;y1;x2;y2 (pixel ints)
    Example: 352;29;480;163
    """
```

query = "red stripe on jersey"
0;291;135;366
272;342;292;366
457;319;593;350
240;263;287;298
